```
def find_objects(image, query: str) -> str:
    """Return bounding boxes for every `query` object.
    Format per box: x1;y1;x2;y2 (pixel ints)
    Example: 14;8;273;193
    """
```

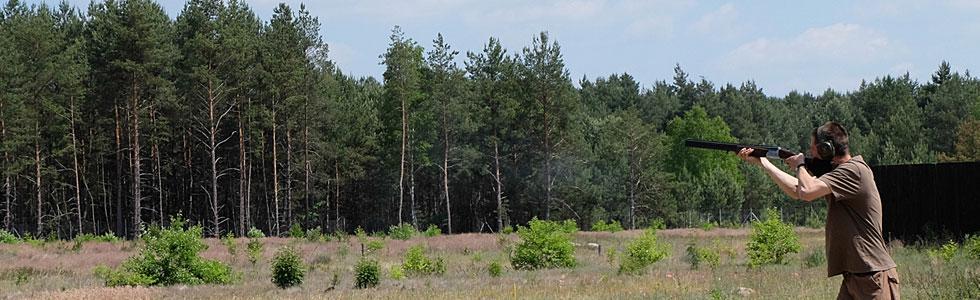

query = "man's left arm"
786;155;832;201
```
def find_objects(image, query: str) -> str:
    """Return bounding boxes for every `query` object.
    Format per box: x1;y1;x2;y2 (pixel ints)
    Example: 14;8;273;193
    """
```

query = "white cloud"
626;16;675;39
692;3;740;38
724;23;892;68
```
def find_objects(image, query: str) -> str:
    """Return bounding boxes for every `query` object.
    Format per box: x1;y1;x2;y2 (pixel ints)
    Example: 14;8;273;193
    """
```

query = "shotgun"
684;139;834;177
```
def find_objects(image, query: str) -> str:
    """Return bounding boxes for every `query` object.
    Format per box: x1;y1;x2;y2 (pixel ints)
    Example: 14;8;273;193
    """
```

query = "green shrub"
305;227;327;242
0;229;18;244
747;209;801;268
289;223;304;238
488;261;502;277
354;258;380;289
221;233;237;256
388;223;417;240
93;217;234;286
501;225;514;234
929;240;959;263
686;243;720;269
332;229;349;242
74;232;120;243
247;227;265;238
510;217;577;270
700;221;717;231
271;246;305;288
365;239;385;254
804;249;826;268
591;220;624;233
618;228;670;275
402;245;445;276
22;233;43;247
423;224;442;237
354;226;367;239
649;218;667;230
389;264;405;280
966;235;980;260
247;238;263;265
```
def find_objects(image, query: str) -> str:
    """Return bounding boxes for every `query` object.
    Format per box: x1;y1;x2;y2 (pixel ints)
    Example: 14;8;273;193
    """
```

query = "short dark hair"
812;122;849;157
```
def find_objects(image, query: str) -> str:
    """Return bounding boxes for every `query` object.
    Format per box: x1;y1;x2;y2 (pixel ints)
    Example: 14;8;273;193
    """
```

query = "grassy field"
1;227;977;299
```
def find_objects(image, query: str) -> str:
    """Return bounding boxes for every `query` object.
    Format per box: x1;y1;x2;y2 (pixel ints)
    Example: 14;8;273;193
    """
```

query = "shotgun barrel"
684;139;835;176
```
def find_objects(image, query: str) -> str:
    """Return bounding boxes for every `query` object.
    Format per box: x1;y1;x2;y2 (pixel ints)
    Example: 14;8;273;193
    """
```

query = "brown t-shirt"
817;156;896;277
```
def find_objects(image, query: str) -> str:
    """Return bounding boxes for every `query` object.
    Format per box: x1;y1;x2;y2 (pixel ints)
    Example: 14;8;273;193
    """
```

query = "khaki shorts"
837;268;901;300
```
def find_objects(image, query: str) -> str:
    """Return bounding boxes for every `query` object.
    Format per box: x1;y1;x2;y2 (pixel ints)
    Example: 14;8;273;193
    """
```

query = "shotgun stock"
684;139;834;177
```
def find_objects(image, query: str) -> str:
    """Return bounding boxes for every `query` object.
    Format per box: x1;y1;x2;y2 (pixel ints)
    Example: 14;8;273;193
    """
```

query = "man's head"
810;122;849;160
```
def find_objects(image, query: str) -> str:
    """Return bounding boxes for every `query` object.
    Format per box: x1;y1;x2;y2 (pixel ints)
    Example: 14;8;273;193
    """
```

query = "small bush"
501;225;514;234
94;217;234;286
305;227;327;242
965;235;980;260
74;232;120;243
22;234;44;247
591;220;624;233
388;223;417;240
700;221;717;231
618;228;670;275
247;238;263;265
0;229;18;244
354;258;380;289
746;208;801;268
365;239;385;254
354;226;367;239
222;233;237;256
333;229;350;242
686;244;720;269
423;224;442;237
804;249;826;268
271;246;305;288
289;223;304;238
389;265;405;280
929;240;959;263
247;227;265;238
488;261;503;277
402;245;446;276
649;218;667;230
510;217;577;270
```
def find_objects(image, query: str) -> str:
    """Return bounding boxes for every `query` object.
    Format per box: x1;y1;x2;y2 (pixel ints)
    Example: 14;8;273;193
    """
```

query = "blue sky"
25;0;980;96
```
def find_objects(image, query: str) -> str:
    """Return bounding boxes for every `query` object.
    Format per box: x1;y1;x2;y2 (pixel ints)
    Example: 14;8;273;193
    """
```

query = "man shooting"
736;122;900;299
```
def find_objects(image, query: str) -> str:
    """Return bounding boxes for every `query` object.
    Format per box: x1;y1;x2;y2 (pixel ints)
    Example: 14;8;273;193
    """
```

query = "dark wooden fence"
874;161;980;243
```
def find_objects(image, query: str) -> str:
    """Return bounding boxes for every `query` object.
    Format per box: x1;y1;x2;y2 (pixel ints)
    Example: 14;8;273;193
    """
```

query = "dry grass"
0;227;975;299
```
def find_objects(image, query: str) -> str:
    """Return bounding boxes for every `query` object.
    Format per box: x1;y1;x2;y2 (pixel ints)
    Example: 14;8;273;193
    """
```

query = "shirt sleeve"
817;162;862;201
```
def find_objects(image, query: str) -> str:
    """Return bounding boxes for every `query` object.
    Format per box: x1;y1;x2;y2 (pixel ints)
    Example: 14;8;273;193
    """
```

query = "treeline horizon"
2;0;979;239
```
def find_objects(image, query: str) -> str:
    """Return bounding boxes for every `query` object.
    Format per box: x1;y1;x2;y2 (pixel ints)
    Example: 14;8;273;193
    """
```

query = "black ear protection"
815;123;847;161
816;140;835;161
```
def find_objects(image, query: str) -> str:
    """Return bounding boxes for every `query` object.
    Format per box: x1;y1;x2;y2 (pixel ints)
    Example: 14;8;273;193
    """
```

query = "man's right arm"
738;148;800;200
759;157;801;200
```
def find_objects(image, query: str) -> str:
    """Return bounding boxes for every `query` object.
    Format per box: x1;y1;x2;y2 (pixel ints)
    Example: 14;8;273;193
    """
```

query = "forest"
2;0;979;239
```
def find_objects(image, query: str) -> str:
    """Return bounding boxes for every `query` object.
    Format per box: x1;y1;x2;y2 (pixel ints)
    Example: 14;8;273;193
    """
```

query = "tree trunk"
542;94;552;220
443;121;452;234
131;80;143;238
1;100;10;230
334;161;340;231
35;121;42;235
285;128;292;228
628;140;637;230
208;79;220;237
409;148;417;227
238;108;246;236
271;108;280;236
70;96;83;235
494;139;504;231
113;105;123;236
303;125;310;229
398;93;408;225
